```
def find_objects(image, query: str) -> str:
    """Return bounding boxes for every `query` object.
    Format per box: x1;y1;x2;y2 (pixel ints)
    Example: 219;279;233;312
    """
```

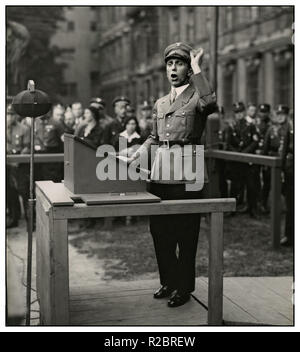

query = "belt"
158;140;193;148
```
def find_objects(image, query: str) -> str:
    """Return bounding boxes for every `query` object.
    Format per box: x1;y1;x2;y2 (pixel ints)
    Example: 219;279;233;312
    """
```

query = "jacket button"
166;124;170;128
166;133;170;137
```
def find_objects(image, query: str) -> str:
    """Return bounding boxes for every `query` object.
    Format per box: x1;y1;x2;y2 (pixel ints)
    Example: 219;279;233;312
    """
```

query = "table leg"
36;198;69;325
208;212;224;325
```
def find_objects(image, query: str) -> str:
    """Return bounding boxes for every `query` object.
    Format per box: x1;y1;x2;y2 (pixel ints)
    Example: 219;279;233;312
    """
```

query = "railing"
205;149;283;249
7;150;283;249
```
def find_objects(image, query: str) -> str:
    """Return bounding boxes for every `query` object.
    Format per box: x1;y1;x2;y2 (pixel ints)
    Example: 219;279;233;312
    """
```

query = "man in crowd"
226;102;260;218
6;104;30;228
103;96;130;146
139;101;153;143
35;109;64;182
90;97;113;128
255;103;272;213
71;102;84;128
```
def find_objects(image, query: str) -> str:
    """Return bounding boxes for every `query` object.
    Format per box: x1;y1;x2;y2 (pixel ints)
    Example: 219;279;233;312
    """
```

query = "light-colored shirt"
170;83;190;100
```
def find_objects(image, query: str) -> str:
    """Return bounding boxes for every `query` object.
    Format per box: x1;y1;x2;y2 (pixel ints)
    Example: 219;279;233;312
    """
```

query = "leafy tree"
6;6;66;101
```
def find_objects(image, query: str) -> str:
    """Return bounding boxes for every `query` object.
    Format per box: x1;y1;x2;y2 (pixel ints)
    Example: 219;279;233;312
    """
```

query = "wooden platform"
69;277;293;326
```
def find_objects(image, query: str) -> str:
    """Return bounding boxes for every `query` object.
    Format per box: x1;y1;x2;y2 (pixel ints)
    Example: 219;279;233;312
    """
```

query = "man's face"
64;112;75;128
114;102;128;119
247;106;257;119
141;108;152;119
259;112;269;121
52;107;65;122
72;103;83;118
274;112;287;125
235;111;245;121
166;58;190;87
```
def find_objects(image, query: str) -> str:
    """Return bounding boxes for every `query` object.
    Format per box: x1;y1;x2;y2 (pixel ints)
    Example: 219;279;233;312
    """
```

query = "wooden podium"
63;134;160;204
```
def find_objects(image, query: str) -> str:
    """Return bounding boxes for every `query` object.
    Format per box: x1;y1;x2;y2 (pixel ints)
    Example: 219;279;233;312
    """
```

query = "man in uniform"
35;111;64;182
224;102;246;208
6;104;30;228
226;102;260;217
138;101;153;143
255;103;272;213
103;96;130;146
130;42;216;307
90;97;113;128
263;105;293;246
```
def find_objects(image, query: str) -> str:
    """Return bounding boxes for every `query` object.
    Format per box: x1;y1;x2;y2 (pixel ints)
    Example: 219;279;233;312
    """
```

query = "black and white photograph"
3;2;296;333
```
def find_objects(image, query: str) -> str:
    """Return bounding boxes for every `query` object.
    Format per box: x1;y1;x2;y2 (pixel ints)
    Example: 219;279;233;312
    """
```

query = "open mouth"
171;73;178;80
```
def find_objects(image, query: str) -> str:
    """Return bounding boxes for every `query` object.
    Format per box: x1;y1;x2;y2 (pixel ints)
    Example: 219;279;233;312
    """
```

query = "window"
67;21;75;31
60;82;77;97
223;62;235;114
275;61;291;106
247;66;259;105
90;21;97;31
224;7;233;31
186;9;195;43
90;71;100;84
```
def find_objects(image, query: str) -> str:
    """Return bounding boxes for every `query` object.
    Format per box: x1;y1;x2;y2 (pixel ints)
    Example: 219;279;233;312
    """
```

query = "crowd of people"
6;96;153;229
6;95;294;247
216;102;294;247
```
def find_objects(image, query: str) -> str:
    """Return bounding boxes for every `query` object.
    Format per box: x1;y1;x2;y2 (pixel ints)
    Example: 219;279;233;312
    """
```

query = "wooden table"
35;181;236;326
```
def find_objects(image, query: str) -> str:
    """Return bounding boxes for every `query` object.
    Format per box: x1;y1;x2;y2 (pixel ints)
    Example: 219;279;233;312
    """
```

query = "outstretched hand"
190;48;204;74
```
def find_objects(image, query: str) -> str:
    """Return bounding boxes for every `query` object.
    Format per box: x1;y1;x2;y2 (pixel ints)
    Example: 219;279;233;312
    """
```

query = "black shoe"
167;292;191;308
280;237;294;247
153;285;175;299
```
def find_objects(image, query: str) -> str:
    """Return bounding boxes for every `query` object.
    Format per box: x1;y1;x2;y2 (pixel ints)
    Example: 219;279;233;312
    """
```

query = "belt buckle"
162;140;170;149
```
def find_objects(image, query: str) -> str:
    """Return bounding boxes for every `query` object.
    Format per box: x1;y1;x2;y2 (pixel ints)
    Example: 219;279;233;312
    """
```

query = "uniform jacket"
7;122;30;154
263;123;289;156
35;117;64;152
136;72;216;184
225;118;259;154
103;118;124;146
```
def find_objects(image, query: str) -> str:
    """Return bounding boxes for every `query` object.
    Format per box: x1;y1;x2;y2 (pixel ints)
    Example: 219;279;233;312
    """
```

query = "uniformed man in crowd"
263;105;293;246
35;110;64;182
103;96;130;146
255;103;272;213
281;107;294;247
129;42;216;307
90;97;113;128
224;102;245;208
226;102;260;217
6;104;30;228
215;106;229;198
139;101;153;143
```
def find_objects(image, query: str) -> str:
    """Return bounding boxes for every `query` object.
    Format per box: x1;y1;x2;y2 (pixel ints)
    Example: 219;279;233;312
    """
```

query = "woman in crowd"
117;116;142;156
75;106;104;149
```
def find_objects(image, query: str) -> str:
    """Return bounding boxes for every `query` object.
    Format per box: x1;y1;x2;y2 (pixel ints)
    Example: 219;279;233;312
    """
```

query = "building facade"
96;6;294;116
50;6;100;106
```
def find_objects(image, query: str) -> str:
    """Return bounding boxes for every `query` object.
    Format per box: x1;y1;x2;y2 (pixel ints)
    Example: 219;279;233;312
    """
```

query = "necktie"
170;89;177;104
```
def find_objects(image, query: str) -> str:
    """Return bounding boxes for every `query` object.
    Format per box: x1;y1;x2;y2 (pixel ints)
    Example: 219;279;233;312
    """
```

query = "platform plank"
70;287;207;326
36;181;74;206
69;277;293;326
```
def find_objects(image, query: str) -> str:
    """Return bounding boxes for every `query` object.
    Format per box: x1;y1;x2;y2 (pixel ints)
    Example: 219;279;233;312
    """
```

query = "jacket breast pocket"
156;112;164;135
173;111;194;135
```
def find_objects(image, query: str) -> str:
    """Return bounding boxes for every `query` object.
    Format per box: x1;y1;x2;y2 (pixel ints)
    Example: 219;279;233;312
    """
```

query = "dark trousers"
261;166;271;208
226;162;245;205
149;183;202;294
246;164;260;214
6;165;21;224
